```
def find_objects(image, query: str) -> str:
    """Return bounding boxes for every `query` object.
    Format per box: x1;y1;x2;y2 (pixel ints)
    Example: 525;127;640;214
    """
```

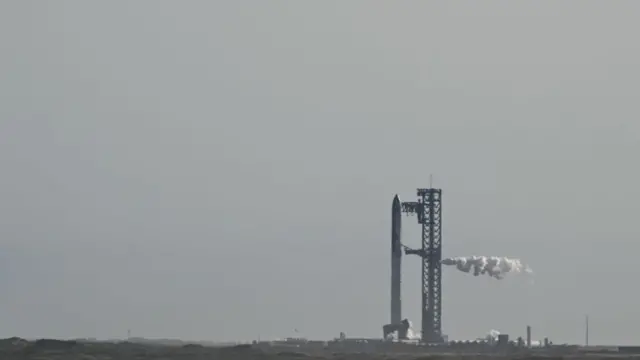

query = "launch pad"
385;188;443;344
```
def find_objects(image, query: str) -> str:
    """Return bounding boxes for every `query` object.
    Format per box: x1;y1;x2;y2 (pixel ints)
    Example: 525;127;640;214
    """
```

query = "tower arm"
401;201;420;215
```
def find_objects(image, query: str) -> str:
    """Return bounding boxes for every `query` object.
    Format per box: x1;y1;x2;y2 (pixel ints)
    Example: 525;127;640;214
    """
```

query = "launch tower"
402;188;443;343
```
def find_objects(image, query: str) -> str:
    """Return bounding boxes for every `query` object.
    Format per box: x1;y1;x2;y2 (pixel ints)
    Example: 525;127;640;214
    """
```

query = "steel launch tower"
402;188;443;343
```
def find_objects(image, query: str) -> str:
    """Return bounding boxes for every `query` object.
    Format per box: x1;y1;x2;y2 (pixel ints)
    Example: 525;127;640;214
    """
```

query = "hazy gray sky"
2;0;640;345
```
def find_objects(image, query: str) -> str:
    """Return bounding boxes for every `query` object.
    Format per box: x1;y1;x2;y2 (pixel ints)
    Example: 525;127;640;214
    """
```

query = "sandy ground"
1;339;638;360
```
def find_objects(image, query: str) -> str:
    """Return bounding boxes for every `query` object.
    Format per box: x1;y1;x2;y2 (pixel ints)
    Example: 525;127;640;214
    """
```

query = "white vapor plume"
441;256;533;280
404;319;420;341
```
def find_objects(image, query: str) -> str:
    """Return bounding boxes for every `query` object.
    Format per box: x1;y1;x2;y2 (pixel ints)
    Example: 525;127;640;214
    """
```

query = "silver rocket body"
391;195;403;335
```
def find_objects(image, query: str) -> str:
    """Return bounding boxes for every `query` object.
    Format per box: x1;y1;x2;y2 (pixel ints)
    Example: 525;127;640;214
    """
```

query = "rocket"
391;194;402;327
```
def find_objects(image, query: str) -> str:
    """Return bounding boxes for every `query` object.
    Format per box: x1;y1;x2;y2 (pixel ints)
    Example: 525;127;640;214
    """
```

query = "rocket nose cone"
392;194;400;207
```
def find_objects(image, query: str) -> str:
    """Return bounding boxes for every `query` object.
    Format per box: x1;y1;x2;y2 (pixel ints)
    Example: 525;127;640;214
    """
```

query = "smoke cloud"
441;256;533;280
403;319;421;341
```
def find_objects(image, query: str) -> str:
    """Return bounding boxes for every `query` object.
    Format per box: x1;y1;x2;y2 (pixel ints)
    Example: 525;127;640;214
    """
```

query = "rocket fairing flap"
391;195;402;255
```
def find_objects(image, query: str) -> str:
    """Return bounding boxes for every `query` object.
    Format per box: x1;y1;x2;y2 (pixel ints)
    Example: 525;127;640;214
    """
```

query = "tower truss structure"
401;188;443;343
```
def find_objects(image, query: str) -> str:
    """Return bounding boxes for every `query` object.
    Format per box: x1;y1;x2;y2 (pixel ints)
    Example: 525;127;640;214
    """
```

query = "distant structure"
585;315;589;346
389;195;406;339
402;188;443;343
382;319;410;340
